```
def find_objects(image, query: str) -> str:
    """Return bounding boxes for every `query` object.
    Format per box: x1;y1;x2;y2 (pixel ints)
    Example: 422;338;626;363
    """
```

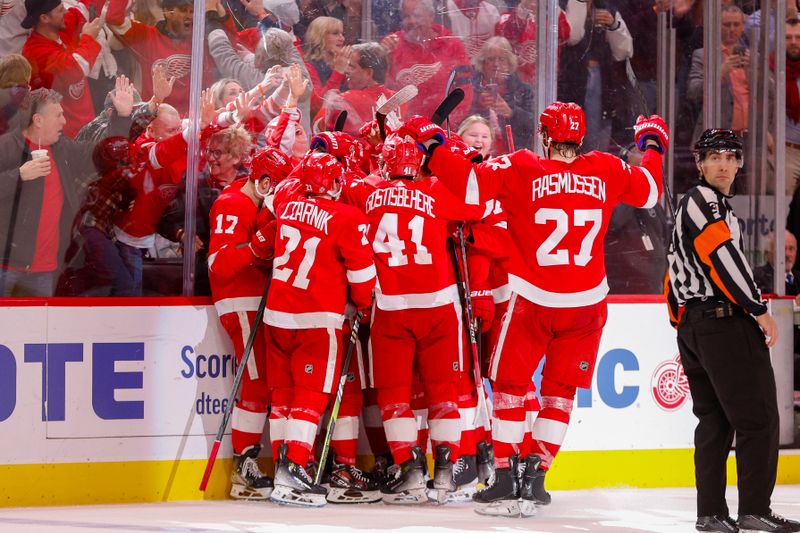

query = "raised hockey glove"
397;115;446;154
633;114;669;154
469;289;494;332
448;133;483;163
249;219;277;262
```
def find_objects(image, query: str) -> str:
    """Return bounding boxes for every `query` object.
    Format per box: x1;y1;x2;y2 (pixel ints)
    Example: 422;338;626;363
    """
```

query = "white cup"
30;149;48;160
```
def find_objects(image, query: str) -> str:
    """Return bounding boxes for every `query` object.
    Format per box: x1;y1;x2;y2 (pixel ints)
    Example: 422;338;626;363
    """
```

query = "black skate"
476;441;495;485
325;457;382;504
230;444;273;500
473;455;521;517
519;454;549;516
429;445;456;504
381;446;427;505
370;452;395;486
427;454;479;504
737;512;800;532
696;515;739;532
270;444;328;507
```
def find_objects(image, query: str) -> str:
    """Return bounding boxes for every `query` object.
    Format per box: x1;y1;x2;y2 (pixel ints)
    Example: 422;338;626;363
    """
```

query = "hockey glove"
448;133;483;163
633;114;669;154
249;219;277;262
470;289;494;332
397;115;446;154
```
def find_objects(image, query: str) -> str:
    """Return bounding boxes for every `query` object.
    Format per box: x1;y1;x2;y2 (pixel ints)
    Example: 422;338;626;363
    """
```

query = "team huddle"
206;99;668;516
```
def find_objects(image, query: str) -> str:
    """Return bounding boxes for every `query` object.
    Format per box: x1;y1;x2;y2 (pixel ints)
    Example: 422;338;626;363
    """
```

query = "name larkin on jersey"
282;201;333;234
531;172;607;203
365;187;435;217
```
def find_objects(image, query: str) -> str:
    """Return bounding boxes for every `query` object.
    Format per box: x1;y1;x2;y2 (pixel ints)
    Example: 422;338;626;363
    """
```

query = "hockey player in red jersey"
263;152;376;507
400;103;668;517
207;146;294;501
341;133;484;504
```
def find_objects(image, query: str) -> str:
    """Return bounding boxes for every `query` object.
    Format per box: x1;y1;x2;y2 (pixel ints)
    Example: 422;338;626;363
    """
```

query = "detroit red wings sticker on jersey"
428;148;662;307
264;196;375;330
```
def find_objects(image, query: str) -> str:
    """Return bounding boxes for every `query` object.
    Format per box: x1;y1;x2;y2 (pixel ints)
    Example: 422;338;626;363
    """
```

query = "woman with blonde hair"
0;54;32;135
209;78;244;109
303;16;348;114
469;36;535;153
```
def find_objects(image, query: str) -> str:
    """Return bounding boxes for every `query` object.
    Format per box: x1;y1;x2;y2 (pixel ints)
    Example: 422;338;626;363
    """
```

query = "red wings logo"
0;0;16;17
518;41;537;66
395;61;443;87
68;79;85;100
650;354;690;411
153;55;191;80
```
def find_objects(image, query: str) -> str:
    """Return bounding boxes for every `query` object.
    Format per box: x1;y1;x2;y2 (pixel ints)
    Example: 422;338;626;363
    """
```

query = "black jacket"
470;71;536;150
0;113;131;271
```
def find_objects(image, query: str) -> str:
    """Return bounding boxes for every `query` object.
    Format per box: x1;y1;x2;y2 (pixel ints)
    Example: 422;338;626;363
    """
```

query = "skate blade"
269;485;327;507
474;500;521;518
381;488;428;505
230;484;272;501
519;499;538;517
326;487;382;504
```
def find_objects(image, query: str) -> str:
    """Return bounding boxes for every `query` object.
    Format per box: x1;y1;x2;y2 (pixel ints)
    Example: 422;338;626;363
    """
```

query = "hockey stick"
431;88;465;129
333;110;348;132
443;68;458;134
314;312;362;485
199;280;270;492
376;85;418;140
449;228;491;429
505;124;515;152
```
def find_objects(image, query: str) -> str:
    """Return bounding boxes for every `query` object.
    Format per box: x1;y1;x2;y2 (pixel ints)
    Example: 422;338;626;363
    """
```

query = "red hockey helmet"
538;101;586;146
296;151;345;198
379;133;423;179
92;136;131;176
250;146;294;189
310;131;355;160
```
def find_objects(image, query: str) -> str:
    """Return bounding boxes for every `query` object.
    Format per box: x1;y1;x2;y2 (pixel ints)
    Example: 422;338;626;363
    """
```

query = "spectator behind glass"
470;36;535;152
457;114;493;159
781;19;800;197
688;5;750;145
382;0;474;126
158;125;253;295
105;0;216;113
0;54;32;136
446;0;500;58
210;78;244;109
111;102;187;296
303;16;348;116
315;42;397;135
0;85;133;297
21;0;102;138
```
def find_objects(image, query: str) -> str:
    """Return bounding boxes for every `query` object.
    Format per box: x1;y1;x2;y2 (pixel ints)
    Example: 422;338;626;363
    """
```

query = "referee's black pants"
677;303;779;517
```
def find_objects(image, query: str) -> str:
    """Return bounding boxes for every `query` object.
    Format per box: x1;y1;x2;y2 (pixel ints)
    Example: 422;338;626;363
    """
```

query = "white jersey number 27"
535;208;601;267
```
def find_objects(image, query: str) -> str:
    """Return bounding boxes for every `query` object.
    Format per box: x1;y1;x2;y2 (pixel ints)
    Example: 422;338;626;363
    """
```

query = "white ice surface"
1;486;799;533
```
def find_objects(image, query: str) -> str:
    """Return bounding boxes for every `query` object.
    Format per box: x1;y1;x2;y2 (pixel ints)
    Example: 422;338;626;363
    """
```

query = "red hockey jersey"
264;196;376;330
207;179;270;316
428;148;662;308
343;176;484;311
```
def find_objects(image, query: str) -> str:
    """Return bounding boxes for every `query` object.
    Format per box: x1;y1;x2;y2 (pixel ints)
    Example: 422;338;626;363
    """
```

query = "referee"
666;129;800;533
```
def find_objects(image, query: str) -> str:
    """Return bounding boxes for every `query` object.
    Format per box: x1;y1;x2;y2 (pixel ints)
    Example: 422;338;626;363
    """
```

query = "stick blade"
333;110;347;132
376;85;418;116
431;88;465;126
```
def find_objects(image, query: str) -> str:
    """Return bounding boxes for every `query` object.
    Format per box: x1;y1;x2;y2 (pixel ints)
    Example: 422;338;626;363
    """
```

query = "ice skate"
427;454;479;504
428;445;456;504
473;455;521;517
476;441;495;485
325;457;382;504
229;444;273;500
520;453;550;512
381;446;427;505
270;444;328;507
370;452;395;486
737;512;800;532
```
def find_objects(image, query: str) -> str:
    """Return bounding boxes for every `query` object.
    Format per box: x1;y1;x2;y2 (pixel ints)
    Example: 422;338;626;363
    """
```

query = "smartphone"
732;44;746;56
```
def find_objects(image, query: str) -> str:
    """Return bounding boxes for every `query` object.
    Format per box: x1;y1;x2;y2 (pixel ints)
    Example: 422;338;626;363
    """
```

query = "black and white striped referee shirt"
665;183;767;325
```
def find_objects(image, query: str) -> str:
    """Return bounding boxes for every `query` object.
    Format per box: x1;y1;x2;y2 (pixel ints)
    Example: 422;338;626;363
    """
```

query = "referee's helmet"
693;129;743;167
